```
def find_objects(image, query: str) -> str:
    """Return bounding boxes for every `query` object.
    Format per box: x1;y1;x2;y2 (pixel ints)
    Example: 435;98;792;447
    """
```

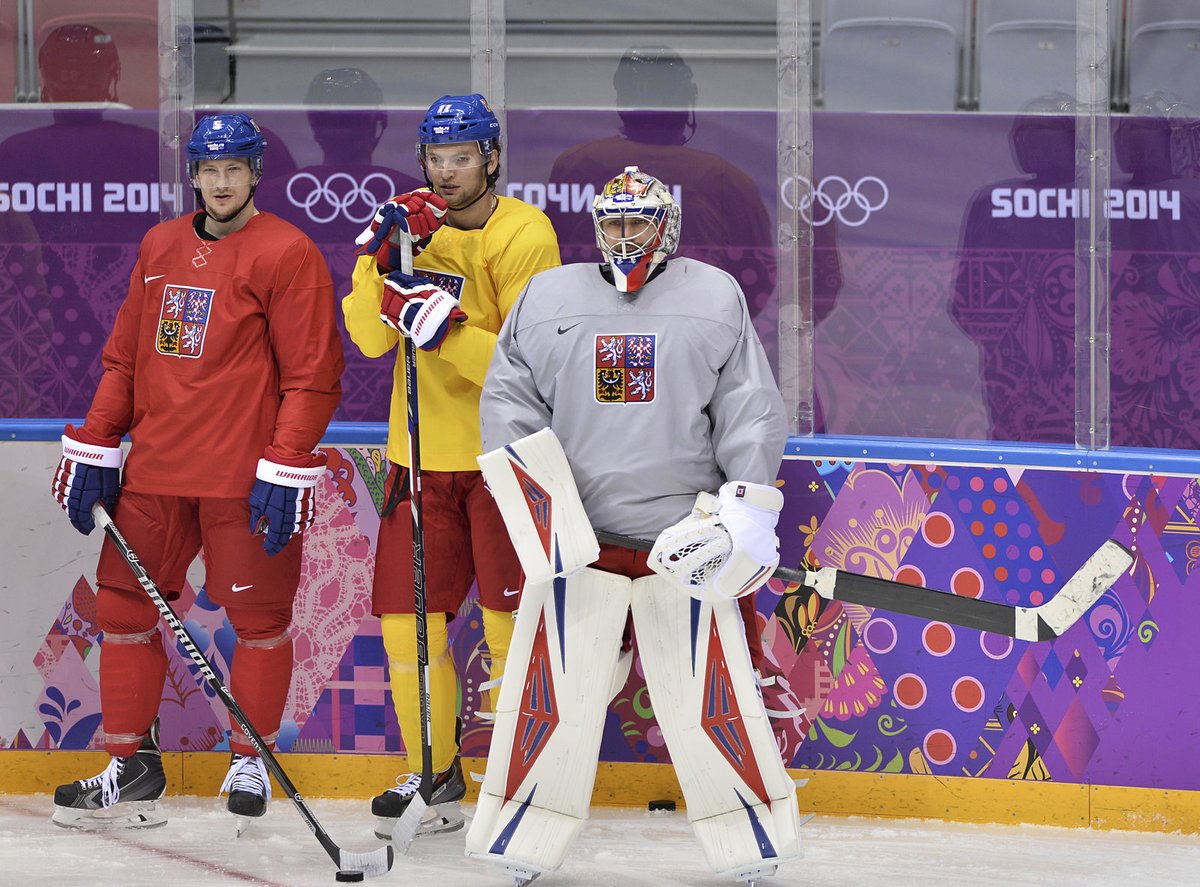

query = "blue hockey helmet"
418;93;500;151
186;113;267;178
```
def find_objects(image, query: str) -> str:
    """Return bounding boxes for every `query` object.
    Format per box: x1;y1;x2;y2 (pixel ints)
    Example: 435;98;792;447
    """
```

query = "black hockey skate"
51;719;167;830
220;753;272;835
371;757;467;840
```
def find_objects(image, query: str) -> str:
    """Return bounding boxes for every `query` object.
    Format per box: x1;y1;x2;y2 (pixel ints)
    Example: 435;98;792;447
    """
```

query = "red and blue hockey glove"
381;271;468;351
248;451;326;556
355;191;449;272
51;425;123;535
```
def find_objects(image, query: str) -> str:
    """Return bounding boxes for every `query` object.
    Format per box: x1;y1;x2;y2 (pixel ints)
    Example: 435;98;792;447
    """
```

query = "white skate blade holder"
386;798;466;854
51;800;167;831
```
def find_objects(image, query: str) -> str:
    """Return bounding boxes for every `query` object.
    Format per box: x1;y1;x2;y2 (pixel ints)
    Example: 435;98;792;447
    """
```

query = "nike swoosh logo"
231;583;254;593
502;587;519;597
144;274;166;284
557;322;582;335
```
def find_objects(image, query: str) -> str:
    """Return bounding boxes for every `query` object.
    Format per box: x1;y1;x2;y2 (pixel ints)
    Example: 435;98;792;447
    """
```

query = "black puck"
648;799;676;811
335;871;365;883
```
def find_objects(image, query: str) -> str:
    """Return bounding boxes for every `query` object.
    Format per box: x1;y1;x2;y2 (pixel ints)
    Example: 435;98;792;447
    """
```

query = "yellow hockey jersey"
343;195;561;471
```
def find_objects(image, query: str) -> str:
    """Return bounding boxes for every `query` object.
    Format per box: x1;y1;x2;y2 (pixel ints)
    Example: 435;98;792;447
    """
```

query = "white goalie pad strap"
477;428;600;584
464;568;632;872
630;575;803;874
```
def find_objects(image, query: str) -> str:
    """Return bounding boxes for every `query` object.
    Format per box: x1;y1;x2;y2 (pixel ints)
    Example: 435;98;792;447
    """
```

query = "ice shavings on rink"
0;796;1198;886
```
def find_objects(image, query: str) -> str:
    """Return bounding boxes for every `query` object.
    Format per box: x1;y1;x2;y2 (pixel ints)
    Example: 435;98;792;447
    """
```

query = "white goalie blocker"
467;430;802;881
477;428;599;584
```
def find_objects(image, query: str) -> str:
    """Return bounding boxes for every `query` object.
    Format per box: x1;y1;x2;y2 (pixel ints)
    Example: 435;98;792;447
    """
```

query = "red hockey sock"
97;585;168;757
226;604;293;755
99;627;167;757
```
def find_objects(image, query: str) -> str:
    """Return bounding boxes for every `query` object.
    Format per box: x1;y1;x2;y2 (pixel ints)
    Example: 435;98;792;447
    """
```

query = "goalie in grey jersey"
467;167;802;885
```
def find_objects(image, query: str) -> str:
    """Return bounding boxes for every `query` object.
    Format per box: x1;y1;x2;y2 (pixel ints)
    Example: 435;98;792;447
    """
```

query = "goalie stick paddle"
595;530;1133;642
92;502;393;879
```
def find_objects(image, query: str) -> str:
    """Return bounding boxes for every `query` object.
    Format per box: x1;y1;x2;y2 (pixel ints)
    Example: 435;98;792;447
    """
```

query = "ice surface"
0;795;1196;886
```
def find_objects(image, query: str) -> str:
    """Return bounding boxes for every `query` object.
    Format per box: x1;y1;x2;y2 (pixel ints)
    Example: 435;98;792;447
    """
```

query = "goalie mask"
592;166;680;294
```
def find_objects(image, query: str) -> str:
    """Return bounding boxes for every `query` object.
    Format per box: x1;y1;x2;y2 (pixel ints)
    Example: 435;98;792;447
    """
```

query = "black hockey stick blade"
595;530;1132;642
92;502;394;878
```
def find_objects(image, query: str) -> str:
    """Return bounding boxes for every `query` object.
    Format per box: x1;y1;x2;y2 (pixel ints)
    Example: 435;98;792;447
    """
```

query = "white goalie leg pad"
631;575;803;876
478;428;600;583
465;567;632;874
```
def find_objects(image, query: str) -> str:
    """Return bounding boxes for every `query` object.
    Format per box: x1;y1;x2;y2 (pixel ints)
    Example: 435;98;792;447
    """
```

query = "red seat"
35;5;158;108
0;20;15;103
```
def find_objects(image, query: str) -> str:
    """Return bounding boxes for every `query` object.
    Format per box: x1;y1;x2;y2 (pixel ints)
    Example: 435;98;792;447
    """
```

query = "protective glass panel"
501;1;783;372
5;1;1199;451
807;1;1109;444
1108;5;1200;450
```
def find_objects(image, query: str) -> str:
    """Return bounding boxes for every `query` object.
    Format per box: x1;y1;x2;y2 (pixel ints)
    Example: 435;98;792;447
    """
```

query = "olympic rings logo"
780;175;889;227
286;172;397;224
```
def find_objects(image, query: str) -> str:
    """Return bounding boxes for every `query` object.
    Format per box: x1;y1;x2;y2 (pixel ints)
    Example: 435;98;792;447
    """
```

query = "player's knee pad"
96;585;160;636
631;574;803;876
465;568;632;874
225;603;292;645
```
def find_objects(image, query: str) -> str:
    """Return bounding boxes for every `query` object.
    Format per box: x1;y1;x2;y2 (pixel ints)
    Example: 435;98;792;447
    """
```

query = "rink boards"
3;428;1200;833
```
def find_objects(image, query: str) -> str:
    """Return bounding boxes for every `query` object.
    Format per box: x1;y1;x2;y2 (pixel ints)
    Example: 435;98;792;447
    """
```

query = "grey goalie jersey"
481;258;787;538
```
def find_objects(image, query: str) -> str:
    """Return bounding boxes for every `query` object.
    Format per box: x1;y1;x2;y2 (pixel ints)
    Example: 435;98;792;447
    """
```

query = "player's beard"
203;185;257;224
443;177;492;212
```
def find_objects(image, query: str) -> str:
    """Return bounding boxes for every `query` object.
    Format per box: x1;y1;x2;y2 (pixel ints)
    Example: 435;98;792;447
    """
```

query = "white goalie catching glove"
648;481;784;602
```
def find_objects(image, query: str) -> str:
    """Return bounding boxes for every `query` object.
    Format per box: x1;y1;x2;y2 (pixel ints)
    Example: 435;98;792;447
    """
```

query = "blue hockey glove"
51;426;123;535
248;456;325;556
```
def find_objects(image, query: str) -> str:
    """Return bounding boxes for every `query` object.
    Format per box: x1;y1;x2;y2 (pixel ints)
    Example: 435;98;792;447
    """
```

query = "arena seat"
1127;2;1200;107
977;0;1120;112
0;19;15;103
1128;22;1200;108
34;11;159;108
821;18;959;112
820;0;970;109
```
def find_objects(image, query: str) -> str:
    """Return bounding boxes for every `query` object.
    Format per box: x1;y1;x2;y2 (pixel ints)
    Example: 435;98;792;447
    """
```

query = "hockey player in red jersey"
49;113;344;830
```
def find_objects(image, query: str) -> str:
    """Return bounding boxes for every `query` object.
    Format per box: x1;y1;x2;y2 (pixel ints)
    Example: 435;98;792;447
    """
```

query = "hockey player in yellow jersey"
341;93;560;839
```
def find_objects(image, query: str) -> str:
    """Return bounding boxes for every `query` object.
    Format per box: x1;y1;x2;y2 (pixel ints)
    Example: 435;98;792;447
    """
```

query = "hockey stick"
391;236;433;853
595;530;1132;642
91;502;393;879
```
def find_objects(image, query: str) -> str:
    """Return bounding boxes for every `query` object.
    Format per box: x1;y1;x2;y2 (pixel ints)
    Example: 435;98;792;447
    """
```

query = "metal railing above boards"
6;422;1199;477
786;434;1200;477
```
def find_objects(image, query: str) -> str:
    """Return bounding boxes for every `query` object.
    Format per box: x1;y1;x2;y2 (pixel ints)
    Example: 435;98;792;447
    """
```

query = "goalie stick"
92;502;393;879
595;530;1132;642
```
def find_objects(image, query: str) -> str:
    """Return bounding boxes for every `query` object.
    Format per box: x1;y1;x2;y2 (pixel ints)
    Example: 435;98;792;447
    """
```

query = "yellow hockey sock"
381;612;459;773
481;605;515;711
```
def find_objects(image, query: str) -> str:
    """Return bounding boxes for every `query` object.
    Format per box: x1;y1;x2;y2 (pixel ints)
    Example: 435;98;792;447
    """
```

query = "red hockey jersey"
84;211;344;498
